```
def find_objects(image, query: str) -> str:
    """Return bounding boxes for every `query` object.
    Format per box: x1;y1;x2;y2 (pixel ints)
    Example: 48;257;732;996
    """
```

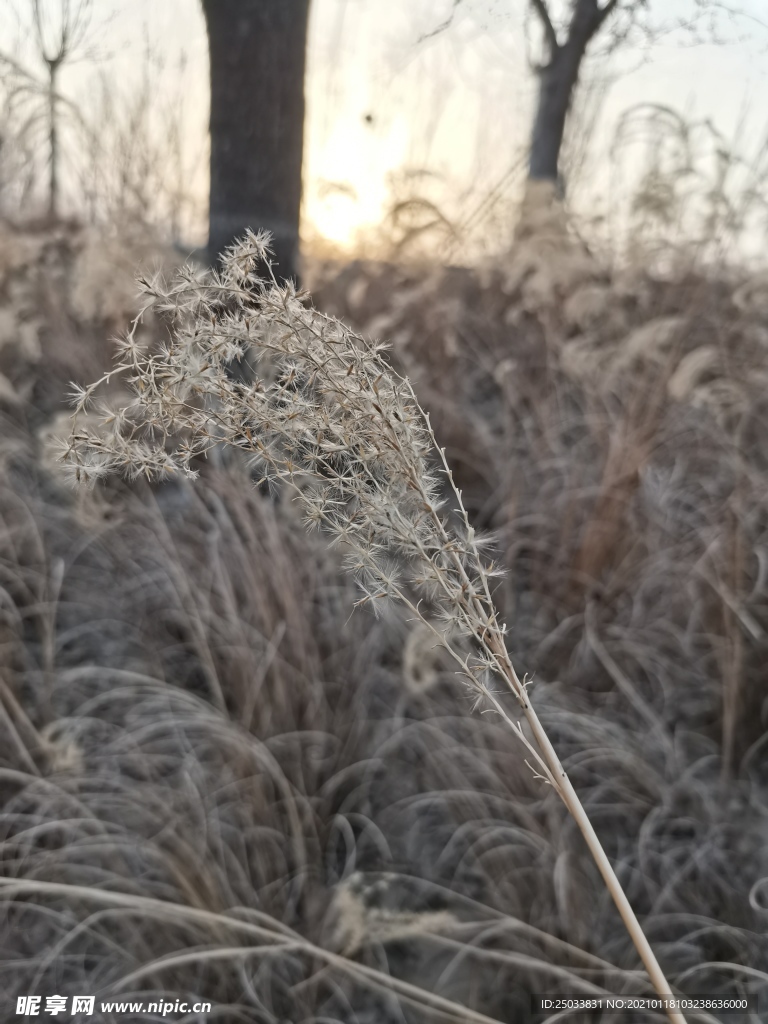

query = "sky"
2;0;767;254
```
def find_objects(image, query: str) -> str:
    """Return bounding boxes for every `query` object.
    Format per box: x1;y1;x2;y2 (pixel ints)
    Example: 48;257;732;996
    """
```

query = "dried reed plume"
61;230;686;1022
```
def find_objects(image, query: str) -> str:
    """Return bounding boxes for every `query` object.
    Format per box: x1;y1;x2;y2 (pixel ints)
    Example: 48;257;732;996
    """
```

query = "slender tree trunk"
202;0;310;282
48;61;59;220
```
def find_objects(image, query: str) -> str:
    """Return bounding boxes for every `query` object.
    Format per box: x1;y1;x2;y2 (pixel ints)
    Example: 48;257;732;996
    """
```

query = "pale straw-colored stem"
491;637;687;1024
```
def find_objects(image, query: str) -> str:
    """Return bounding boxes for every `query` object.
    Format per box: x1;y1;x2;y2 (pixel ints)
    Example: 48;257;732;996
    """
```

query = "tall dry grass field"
0;217;766;1022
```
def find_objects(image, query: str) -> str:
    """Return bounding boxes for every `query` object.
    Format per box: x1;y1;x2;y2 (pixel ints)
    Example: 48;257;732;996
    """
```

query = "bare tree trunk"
529;45;582;182
202;0;310;282
527;0;614;185
47;60;60;220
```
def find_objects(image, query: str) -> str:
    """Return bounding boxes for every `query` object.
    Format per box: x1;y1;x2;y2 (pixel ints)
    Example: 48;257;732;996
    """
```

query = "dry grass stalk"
62;230;686;1021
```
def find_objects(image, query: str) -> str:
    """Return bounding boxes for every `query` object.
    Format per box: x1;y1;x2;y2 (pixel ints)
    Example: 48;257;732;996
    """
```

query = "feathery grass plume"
61;230;686;1023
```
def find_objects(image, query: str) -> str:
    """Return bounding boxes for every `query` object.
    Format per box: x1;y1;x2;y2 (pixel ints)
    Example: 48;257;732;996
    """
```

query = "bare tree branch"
597;0;621;29
417;0;463;44
530;0;559;53
565;0;613;48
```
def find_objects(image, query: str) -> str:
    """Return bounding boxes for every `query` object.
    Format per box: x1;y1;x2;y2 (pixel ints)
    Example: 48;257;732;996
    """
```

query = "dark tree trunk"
528;0;611;184
528;45;582;183
202;0;310;281
47;60;60;219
